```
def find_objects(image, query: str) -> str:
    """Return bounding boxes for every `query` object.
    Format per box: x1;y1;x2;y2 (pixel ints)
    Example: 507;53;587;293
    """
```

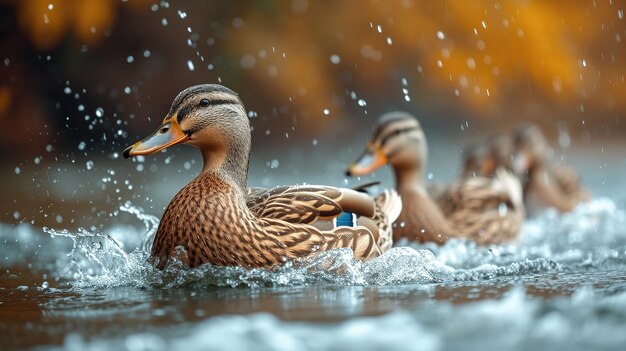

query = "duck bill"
346;146;388;176
123;118;189;159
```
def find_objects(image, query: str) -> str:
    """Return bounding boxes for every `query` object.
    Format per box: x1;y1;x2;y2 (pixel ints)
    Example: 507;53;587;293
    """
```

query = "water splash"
22;198;626;289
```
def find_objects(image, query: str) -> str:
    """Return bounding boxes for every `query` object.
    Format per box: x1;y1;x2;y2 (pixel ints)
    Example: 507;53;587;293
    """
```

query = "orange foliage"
229;0;626;122
14;0;151;51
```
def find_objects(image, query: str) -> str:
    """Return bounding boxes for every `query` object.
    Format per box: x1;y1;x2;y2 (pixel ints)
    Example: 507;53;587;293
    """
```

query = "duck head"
461;143;492;178
462;134;516;178
123;84;251;188
347;112;427;186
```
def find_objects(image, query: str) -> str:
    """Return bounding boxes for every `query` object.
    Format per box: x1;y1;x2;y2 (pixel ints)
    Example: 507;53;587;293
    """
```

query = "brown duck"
346;112;523;245
123;84;401;269
513;124;591;216
461;133;515;179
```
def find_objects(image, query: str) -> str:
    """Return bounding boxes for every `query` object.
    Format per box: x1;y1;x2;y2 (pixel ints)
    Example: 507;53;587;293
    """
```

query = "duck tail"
370;189;402;252
375;189;403;223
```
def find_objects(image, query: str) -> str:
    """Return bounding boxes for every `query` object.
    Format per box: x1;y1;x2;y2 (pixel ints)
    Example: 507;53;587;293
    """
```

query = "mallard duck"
346;111;523;245
461;134;515;179
513;124;591;216
122;84;401;269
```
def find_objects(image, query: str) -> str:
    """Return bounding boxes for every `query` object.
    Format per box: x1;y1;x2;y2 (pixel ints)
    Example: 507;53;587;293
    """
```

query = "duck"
346;111;524;245
460;134;515;179
122;84;401;269
513;124;591;216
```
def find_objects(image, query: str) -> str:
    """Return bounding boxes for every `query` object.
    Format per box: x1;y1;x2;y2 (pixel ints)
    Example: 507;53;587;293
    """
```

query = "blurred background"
1;0;625;229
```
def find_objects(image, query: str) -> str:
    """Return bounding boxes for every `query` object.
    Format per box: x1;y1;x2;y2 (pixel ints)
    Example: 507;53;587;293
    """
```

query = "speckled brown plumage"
150;171;399;269
124;84;402;269
348;111;524;245
513;125;590;215
461;126;590;216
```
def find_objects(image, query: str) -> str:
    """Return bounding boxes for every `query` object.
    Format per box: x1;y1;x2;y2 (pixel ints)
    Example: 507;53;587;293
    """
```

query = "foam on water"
5;198;620;289
60;286;626;351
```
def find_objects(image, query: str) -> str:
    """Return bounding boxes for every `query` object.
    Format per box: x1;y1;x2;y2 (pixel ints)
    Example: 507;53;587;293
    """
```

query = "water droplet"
177;10;187;19
85;160;94;170
427;173;434;180
240;55;256;69
78;141;86;150
95;107;104;118
187;60;195;71
467;57;476;69
45;144;53;152
357;99;367;107
323;108;330;116
63;87;71;94
269;159;280;169
436;31;445;40
14;167;20;175
126;55;134;63
124;86;132;94
34;157;41;165
55;215;63;223
330;54;341;64
183;161;191;170
161;18;168;26
143;50;151;58
41;281;49;289
48;4;54;10
13;211;20;220
77;104;85;112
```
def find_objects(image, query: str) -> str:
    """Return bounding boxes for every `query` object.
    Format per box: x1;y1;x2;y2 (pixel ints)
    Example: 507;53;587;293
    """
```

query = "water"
2;197;626;350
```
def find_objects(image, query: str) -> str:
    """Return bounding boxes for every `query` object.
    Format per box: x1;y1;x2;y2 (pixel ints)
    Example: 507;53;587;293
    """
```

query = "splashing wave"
16;198;619;289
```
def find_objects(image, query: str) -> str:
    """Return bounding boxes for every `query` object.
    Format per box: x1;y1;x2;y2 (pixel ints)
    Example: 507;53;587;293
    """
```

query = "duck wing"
247;185;376;224
440;168;524;244
249;185;400;261
550;162;591;202
259;218;381;261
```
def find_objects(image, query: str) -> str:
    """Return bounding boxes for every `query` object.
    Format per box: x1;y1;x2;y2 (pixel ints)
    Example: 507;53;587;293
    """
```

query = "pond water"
2;194;626;350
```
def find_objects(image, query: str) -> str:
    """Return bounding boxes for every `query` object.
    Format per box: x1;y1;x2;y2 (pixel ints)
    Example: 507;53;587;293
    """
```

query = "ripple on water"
59;286;626;351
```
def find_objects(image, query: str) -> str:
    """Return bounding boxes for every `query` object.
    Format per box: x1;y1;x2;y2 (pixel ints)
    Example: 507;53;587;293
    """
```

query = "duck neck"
393;164;424;192
200;140;250;191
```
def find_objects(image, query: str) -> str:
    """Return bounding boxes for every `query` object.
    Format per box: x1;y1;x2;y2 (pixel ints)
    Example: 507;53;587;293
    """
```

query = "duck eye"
200;99;210;107
160;125;170;133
